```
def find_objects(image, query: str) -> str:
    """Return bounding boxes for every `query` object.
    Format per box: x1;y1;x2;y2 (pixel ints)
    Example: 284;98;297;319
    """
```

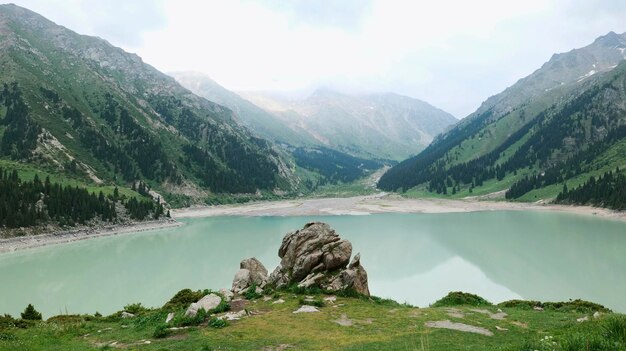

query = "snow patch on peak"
576;70;596;82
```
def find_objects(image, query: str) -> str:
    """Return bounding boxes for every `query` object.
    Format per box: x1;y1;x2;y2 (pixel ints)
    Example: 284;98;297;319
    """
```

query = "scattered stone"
263;344;292;351
273;299;285;304
446;308;464;319
263;296;272;301
267;222;369;296
495;326;508;331
510;321;528;329
490;312;508;320
324;296;337;303
533;306;544;311
220;310;247;321
593;311;602;319
219;288;234;302
293;305;320;314
121;312;134;318
165;312;174;324
425;320;494;336
577;316;589;323
470;308;507;320
230;298;247;312
334;313;353;327
168;327;189;331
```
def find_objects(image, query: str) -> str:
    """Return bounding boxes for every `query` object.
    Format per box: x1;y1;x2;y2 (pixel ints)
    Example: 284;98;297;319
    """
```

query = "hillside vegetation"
379;31;626;207
0;289;623;351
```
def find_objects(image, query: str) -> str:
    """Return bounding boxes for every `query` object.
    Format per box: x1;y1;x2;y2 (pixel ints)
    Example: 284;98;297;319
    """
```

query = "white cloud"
6;0;626;117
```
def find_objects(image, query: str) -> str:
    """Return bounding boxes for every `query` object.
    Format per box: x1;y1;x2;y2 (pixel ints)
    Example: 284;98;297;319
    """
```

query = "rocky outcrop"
232;257;268;294
267;222;369;296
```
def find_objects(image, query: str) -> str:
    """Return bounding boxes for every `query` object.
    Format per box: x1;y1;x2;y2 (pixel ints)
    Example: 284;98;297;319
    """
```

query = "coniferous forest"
0;168;166;229
555;169;626;210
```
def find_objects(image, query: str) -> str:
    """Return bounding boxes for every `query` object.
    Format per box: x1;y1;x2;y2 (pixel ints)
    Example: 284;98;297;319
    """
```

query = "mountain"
379;31;626;205
0;4;294;200
241;89;457;161
170;72;318;147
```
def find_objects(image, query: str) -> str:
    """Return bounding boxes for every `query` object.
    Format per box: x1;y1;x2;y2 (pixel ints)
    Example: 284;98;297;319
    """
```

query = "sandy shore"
0;219;182;254
172;192;626;222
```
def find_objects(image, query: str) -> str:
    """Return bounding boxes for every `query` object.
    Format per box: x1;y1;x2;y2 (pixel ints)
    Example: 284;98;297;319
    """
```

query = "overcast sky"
7;0;626;117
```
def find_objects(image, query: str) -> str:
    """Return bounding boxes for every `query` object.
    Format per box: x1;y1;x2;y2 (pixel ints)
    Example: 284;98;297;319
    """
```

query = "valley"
1;2;626;350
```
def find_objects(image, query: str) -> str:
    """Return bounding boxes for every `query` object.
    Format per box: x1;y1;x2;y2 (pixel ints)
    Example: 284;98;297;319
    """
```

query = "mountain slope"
241;89;457;161
379;31;626;202
170;72;318;147
0;4;293;199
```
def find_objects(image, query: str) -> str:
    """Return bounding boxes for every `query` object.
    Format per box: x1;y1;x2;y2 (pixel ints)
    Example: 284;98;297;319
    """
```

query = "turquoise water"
1;211;625;317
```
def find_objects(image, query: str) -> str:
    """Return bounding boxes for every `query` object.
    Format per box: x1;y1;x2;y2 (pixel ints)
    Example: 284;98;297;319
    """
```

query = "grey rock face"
267;222;369;296
231;257;268;294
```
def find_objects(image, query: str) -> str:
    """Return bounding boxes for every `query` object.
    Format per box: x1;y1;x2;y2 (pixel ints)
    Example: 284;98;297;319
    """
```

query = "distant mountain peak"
592;31;626;47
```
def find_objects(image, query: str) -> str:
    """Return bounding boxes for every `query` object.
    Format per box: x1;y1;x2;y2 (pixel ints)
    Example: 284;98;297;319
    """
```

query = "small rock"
121;312;135;318
495;326;508;331
593;311;602;319
324;296;337;303
220;310;247;321
263;296;272;301
165;312;174;324
219;288;234;302
273;299;285;304
577;316;589;323
293;305;320;314
533;306;544;311
334;313;353;326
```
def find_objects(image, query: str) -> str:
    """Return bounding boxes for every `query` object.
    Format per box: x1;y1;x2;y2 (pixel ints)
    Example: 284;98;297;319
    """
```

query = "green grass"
0;290;624;351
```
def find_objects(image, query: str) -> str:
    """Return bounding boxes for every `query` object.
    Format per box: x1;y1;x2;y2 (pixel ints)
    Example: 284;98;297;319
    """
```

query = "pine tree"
20;304;42;321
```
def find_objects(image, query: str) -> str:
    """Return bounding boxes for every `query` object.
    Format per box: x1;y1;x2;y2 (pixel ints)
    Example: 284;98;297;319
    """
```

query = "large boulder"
267;222;369;296
184;293;222;317
231;257;268;294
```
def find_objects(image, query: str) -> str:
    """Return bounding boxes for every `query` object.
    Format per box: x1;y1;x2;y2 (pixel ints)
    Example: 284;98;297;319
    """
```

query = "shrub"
498;300;542;310
20;304;42;321
153;323;170;339
173;308;208;327
0;314;16;329
208;317;227;329
543;300;610;314
163;289;205;310
211;300;230;314
431;292;492;307
0;332;17;341
123;303;148;315
244;283;262;300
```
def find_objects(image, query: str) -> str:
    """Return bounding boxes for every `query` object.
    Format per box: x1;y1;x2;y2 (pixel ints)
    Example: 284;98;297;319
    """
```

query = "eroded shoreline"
0;219;182;254
172;192;626;222
1;193;624;254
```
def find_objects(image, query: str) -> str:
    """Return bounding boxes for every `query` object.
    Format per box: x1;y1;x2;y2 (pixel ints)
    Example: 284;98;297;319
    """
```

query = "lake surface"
1;211;625;317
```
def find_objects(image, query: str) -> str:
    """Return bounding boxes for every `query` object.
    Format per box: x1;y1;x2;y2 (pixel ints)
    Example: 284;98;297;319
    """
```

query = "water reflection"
0;211;624;317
